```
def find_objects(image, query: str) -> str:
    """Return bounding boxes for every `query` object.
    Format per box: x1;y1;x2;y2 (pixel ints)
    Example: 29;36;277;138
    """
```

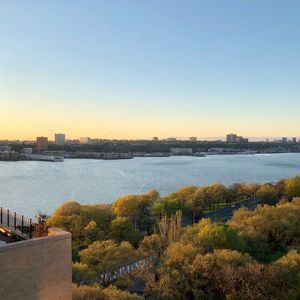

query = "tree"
285;176;300;199
157;241;199;300
256;184;278;204
110;217;142;246
81;204;114;233
103;285;142;300
209;183;228;208
227;183;248;201
50;200;82;217
47;201;84;240
72;262;95;285
72;284;142;300
47;201;113;245
197;223;246;253
83;220;104;245
139;234;166;263
158;211;182;244
72;284;106;300
188;184;228;212
228;199;300;260
34;212;49;237
175;186;198;199
112;190;157;231
152;193;189;218
79;240;139;287
152;248;253;300
243;183;260;199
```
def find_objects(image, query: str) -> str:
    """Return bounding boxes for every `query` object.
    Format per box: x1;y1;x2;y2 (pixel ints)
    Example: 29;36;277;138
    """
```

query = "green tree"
188;184;228;212
81;204;114;233
152;194;186;217
47;201;84;241
197;223;246;252
110;217;142;246
72;262;95;285
79;240;139;287
112;190;158;231
228;199;300;260
83;220;104;245
47;201;113;247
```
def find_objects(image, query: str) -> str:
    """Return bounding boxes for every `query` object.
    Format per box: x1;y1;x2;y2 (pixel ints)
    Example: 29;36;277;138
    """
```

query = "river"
0;153;300;217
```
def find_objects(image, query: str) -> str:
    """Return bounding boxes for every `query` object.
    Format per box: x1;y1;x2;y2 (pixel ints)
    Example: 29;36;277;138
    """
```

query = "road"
203;198;262;222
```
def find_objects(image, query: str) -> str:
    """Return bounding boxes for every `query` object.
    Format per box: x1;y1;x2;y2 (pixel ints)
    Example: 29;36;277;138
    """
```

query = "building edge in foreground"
0;228;72;300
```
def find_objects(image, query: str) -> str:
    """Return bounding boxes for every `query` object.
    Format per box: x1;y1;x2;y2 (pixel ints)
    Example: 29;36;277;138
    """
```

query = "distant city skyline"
1;1;300;139
1;133;300;143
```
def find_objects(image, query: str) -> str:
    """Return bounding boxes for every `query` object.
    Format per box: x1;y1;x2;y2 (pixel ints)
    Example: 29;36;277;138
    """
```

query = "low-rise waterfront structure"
22;147;33;155
24;153;64;162
0;145;11;152
0;151;19;161
170;148;193;155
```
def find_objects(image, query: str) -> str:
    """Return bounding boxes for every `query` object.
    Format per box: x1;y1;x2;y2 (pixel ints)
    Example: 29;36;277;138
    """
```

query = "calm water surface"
1;154;300;217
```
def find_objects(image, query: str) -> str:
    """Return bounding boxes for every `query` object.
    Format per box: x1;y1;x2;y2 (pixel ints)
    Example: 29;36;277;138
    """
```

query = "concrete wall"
0;228;72;300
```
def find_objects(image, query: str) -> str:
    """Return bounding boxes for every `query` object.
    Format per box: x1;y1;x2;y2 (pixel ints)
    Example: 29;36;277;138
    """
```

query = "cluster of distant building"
3;133;300;150
35;134;93;152
274;137;298;143
1;131;300;162
153;136;198;142
225;134;299;144
226;133;248;143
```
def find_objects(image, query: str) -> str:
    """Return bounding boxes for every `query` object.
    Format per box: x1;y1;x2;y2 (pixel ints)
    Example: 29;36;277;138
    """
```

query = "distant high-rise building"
226;133;238;143
55;133;65;145
282;137;288;143
153;137;159;142
189;137;197;141
167;137;177;141
36;137;48;152
226;133;248;143
80;137;91;144
292;137;297;143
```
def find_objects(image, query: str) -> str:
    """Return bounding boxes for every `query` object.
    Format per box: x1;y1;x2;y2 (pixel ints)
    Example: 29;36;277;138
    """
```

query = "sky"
1;1;300;140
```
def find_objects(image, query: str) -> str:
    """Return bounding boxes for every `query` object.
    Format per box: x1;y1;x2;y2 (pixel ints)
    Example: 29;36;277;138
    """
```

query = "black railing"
0;207;33;239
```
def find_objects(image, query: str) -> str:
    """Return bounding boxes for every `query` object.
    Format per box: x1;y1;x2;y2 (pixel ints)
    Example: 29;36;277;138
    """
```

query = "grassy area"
203;198;249;213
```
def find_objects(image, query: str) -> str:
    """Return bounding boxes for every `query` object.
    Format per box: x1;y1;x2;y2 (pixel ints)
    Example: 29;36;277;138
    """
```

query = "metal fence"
0;207;33;239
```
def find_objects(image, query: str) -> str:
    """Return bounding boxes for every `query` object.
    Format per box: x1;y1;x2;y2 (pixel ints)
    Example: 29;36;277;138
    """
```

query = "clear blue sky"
1;1;300;140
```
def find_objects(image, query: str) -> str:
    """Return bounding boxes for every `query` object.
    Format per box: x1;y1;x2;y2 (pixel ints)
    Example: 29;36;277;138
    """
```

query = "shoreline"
1;151;300;162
